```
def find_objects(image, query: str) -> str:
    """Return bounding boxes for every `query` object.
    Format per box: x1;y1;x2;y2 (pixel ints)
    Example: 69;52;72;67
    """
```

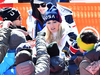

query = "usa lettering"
45;15;55;20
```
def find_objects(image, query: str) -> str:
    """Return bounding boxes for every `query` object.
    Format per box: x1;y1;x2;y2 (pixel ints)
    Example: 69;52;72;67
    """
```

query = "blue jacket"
68;51;83;75
0;49;15;75
4;67;16;75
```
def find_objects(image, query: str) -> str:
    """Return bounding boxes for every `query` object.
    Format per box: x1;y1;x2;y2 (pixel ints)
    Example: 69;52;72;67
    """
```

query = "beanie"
44;2;61;23
16;43;32;55
70;41;79;54
77;30;97;51
47;42;59;57
15;50;32;65
9;30;26;50
1;7;20;21
16;61;35;75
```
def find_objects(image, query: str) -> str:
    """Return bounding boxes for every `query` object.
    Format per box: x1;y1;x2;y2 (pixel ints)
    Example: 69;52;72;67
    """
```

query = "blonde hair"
45;23;64;45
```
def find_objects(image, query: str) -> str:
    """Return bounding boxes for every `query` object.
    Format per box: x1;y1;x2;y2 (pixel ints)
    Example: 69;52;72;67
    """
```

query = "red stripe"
70;45;79;54
72;25;76;28
57;9;62;23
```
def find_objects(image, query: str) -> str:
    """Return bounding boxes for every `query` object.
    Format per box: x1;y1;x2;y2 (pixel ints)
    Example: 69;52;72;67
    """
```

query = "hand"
2;20;13;28
37;31;46;36
12;29;29;36
27;39;36;48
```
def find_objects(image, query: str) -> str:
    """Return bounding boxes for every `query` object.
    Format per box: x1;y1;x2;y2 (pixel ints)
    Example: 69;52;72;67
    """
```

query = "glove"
37;31;46;36
36;31;46;45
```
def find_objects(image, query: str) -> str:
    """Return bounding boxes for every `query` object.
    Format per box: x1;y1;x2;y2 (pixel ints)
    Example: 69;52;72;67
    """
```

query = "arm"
0;28;11;63
30;0;43;23
57;4;78;35
34;32;50;75
15;32;50;75
65;15;78;35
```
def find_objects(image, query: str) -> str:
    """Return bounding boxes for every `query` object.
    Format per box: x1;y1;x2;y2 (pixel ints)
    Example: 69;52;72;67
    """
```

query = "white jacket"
27;4;78;39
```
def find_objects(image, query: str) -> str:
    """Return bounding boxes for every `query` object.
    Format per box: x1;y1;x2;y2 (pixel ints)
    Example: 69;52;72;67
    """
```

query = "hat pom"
47;2;53;9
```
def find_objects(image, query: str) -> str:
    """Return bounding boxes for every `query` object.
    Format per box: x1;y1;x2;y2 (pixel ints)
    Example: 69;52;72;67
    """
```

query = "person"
0;29;26;75
4;50;33;75
15;42;37;63
0;7;32;41
15;50;34;75
43;3;77;58
4;42;33;75
27;0;78;40
15;32;50;75
27;0;56;39
74;30;100;75
67;40;83;75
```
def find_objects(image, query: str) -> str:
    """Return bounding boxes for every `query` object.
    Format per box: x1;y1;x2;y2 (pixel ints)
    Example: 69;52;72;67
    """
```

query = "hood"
57;4;73;16
85;42;100;62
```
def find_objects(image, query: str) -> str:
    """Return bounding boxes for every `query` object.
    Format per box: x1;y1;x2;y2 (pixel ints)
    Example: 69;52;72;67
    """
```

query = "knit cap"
47;42;59;57
0;7;20;21
44;2;61;23
16;43;32;55
9;30;26;50
15;50;32;65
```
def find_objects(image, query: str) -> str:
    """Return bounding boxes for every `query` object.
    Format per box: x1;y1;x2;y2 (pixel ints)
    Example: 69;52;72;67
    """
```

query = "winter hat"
9;30;26;50
16;61;35;75
16;43;32;55
15;50;32;65
0;7;20;21
77;30;98;51
34;0;57;6
44;2;61;23
34;0;45;4
47;42;59;57
70;41;79;54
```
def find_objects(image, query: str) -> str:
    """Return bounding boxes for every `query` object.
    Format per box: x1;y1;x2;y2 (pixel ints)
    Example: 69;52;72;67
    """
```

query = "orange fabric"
13;3;31;29
0;3;100;35
57;3;100;34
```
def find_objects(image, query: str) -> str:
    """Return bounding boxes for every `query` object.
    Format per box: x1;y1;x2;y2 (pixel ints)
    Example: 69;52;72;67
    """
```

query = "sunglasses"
17;16;21;20
34;3;46;8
